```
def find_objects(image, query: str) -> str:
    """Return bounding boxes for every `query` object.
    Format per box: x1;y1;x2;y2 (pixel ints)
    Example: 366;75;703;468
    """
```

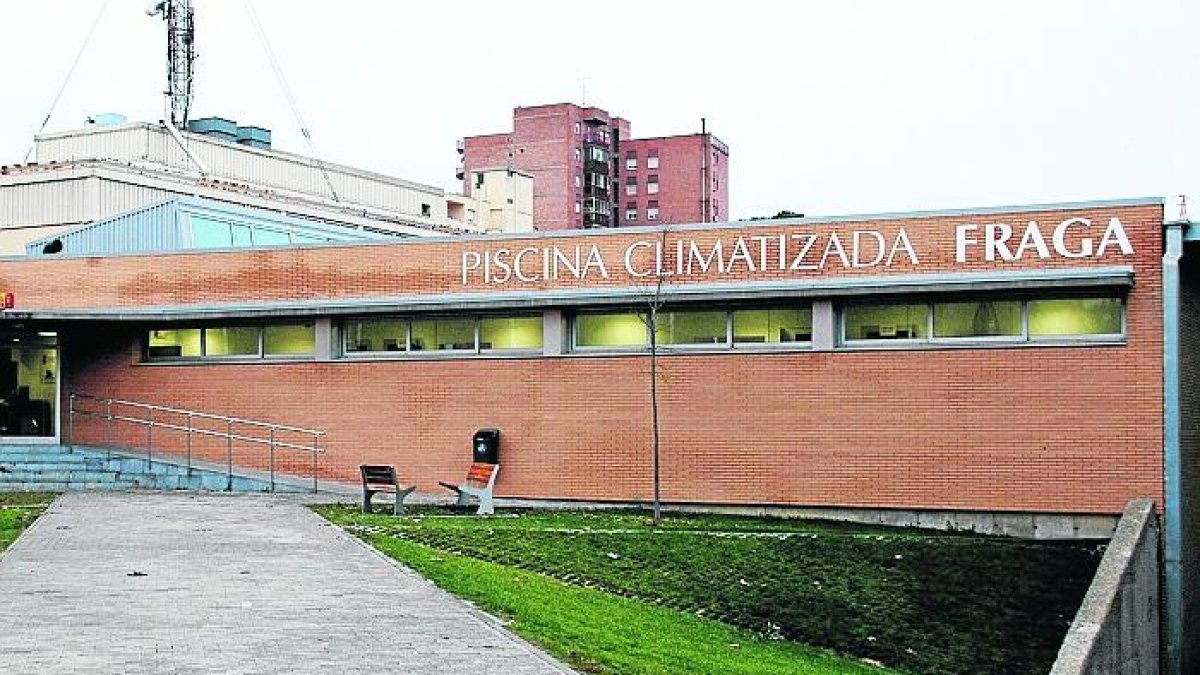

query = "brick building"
459;103;728;230
0;195;1196;670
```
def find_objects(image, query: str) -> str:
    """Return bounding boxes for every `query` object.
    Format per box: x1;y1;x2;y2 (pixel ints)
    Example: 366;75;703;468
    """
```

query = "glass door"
0;331;58;440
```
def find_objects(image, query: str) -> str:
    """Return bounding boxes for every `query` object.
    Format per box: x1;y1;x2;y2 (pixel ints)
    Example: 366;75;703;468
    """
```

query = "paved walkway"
0;492;573;674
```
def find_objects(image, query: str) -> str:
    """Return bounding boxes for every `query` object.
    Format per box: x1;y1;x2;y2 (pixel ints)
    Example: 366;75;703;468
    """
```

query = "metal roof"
25;196;397;257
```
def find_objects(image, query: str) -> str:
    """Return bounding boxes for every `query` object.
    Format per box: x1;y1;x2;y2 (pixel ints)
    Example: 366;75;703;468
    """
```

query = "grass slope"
317;507;1101;675
369;534;886;675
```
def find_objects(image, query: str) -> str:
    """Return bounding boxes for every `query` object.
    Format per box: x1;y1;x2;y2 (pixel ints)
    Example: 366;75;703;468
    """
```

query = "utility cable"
24;0;113;163
240;0;340;203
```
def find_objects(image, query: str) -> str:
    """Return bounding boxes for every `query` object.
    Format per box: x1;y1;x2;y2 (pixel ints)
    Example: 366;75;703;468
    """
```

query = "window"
626;153;637;171
344;319;406;353
421;203;432;218
733;308;812;344
147;329;201;358
587;146;609;163
412;317;474;351
575;122;581;135
264;323;316;356
647;177;659;195
231;224;252;246
844;303;928;341
655;310;726;346
626;182;637;196
933;301;1021;338
575;175;582;188
625;209;638;221
1028;298;1122;337
575;201;582;214
204;327;260;356
574;148;582;162
480;316;543;350
575;312;647;348
191;216;234;248
647;207;659;221
647;154;659;170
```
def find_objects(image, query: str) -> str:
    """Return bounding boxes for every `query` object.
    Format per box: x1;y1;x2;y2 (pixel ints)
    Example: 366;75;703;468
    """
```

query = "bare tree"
637;225;672;526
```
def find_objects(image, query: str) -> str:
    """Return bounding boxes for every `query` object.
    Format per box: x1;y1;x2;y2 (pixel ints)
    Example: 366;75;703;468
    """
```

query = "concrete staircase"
0;444;306;492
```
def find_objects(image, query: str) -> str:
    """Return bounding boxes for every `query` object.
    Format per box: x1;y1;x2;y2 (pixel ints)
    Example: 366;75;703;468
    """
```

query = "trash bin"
473;428;500;464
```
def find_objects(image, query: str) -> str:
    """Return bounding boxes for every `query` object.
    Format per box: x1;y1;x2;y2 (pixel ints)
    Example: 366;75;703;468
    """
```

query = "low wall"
1052;498;1160;675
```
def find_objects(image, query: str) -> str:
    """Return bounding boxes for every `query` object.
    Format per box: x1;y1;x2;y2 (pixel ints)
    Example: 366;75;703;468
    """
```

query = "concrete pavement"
0;491;573;674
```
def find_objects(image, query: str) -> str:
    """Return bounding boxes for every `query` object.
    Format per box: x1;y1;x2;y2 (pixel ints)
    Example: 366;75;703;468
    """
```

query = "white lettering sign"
463;216;1135;285
954;217;1133;264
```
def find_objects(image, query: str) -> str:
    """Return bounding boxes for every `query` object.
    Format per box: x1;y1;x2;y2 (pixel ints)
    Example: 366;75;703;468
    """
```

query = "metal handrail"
67;393;325;493
72;394;325;435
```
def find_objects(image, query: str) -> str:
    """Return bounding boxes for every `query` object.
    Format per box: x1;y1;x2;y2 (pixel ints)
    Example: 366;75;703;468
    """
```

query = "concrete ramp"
0;492;572;674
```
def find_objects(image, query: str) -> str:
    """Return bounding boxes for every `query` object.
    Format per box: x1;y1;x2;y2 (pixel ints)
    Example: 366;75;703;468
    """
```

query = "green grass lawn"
0;492;54;552
315;506;1102;675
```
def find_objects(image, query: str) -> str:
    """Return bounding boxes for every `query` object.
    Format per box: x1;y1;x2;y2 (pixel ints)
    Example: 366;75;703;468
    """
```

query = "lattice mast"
147;0;196;128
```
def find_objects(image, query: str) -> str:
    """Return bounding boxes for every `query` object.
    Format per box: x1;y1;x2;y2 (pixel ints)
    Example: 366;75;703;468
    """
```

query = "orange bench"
359;465;416;515
438;462;500;515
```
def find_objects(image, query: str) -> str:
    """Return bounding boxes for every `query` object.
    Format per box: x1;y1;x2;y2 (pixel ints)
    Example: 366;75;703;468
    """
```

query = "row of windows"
625;179;659;196
148;324;316;359
343;316;543;354
842;298;1123;342
572;296;1122;349
143;296;1124;362
189;215;335;249
625;207;659;222
626;155;659;171
576;308;811;349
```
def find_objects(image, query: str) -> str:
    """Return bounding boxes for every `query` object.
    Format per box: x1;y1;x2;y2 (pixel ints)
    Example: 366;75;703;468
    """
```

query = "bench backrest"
360;464;397;486
465;462;498;488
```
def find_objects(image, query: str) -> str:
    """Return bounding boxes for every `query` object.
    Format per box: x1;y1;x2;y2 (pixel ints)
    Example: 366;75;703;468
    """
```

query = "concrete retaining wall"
1052;499;1160;675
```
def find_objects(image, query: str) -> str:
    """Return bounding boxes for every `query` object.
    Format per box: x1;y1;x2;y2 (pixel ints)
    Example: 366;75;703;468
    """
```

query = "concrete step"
0;444;314;494
0;470;127;483
0;453;101;463
0;482;141;491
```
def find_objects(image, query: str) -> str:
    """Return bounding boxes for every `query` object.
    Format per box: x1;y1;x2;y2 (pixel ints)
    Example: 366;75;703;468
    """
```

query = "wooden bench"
359;465;416;515
438;462;500;515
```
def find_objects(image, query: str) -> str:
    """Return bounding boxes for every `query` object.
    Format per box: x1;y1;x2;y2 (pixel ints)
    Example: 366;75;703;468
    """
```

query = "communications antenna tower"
146;0;196;128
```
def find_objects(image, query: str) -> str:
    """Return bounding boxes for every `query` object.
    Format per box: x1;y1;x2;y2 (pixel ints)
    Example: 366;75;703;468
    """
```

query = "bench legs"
362;486;416;515
456;486;494;516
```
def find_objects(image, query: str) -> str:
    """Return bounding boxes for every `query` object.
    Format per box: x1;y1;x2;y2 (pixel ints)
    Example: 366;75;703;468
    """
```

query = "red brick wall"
0;204;1159;310
621;134;729;225
9;202;1165;514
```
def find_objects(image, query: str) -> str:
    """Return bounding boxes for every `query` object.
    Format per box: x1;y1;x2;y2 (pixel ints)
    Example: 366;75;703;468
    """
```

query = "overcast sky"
0;1;1195;221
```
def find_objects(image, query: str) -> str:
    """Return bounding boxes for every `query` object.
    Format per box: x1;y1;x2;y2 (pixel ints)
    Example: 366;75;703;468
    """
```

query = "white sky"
0;1;1196;221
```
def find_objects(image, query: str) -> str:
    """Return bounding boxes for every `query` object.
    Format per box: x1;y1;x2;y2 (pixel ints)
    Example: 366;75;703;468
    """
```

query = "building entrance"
0;331;58;439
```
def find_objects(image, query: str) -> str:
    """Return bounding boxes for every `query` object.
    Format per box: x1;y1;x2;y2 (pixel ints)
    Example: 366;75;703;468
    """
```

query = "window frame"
341;314;543;358
839;295;1127;348
571;305;814;353
144;322;318;362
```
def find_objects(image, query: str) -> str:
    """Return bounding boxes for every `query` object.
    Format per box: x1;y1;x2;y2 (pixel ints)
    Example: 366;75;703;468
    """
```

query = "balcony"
583;213;612;227
584;198;612;216
582;131;608;147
